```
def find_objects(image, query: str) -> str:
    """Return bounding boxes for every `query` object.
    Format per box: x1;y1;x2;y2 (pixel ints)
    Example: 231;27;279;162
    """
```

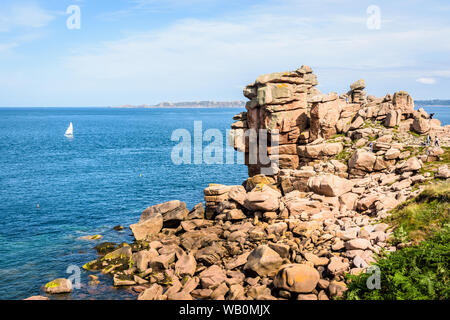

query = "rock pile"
230;66;449;176
40;65;449;301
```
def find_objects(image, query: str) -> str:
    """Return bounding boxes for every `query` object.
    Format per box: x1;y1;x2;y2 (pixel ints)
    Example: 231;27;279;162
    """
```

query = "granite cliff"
36;66;450;301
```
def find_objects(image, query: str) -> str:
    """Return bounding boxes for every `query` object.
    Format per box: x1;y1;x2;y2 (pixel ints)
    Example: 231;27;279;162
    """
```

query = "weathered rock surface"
74;65;449;302
244;245;283;277
273;264;320;293
307;174;355;197
44;278;72;294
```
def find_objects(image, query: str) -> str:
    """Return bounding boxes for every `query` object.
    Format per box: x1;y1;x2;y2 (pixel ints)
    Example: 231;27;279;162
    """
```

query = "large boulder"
199;265;227;289
307;174;355;197
228;185;247;206
384;110;402;127
350;79;366;91
349;149;376;172
132;249;159;272
297;143;343;159
130;212;163;241
393;91;414;114
244;245;283;277
243;185;281;212
44;278;72;294
400;157;422;172
412;117;431;134
436;165;450;179
141;200;189;226
273;264;320;293
175;254;197;277
138;284;164;300
327;257;350;276
309;94;343;141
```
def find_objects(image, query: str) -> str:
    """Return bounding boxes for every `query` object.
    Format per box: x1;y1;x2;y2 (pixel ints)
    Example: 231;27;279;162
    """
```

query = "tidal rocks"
113;274;136;286
273;264;320;293
24;295;50;300
78;234;103;240
175;254;197;276
132;249;158;272
130;210;163;241
138;284;164;300
44;278;72;294
142;200;189;227
188;203;205;219
74;64;449;302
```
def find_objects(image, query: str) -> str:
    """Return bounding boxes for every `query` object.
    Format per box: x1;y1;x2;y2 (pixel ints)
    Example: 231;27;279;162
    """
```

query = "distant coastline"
416;99;450;106
110;99;449;109
110;100;246;109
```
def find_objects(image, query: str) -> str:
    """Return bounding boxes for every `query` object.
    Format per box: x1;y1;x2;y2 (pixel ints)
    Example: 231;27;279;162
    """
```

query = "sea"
0;106;448;300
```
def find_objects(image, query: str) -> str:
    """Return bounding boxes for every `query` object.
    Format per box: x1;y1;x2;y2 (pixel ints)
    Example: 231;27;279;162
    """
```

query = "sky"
0;0;449;107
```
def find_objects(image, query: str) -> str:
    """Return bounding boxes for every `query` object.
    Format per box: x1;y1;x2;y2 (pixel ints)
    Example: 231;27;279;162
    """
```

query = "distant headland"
415;99;450;106
111;101;246;109
110;99;448;109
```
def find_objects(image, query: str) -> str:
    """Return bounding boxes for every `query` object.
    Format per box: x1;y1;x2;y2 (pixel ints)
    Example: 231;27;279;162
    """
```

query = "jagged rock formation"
230;66;449;177
42;65;449;302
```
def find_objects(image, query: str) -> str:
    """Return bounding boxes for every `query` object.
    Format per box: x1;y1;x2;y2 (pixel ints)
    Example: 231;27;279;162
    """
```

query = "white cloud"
62;8;450;101
0;3;54;32
416;77;437;85
0;42;18;53
3;0;450;106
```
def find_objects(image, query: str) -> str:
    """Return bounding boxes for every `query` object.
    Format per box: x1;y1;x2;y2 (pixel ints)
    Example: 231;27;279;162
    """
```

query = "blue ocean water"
0;107;248;300
421;106;450;125
0;106;448;300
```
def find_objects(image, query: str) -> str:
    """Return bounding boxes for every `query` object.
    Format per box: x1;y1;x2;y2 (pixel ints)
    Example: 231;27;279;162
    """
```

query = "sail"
65;122;73;136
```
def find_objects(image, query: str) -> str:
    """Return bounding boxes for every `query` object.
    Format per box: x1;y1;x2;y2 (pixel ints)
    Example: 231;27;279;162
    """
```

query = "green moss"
335;149;352;161
45;280;59;288
94;242;117;255
83;260;102;271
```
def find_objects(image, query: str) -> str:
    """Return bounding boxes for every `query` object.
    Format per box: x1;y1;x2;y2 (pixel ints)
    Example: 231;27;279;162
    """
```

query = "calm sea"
0;106;448;300
0;107;248;300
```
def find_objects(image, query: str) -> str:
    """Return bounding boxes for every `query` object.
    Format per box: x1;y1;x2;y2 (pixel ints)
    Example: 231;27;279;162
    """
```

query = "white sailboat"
65;122;74;137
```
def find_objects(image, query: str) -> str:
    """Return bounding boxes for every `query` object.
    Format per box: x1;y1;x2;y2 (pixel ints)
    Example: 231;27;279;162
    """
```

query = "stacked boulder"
230;66;320;176
56;65;449;302
230;66;443;179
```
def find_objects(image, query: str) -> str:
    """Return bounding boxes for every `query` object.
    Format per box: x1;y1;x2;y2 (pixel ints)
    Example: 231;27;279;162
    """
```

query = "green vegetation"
408;130;421;137
345;225;450;300
419;147;450;176
335;149;352;161
388;181;449;243
345;182;450;300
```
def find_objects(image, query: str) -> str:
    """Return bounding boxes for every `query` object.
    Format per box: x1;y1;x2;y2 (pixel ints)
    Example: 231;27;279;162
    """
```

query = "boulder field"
40;66;449;300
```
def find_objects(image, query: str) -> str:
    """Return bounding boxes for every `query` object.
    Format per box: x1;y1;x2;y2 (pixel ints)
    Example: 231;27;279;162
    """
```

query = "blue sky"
1;0;449;107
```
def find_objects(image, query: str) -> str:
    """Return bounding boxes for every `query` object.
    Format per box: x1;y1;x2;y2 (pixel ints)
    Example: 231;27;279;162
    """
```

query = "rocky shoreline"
30;66;450;300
